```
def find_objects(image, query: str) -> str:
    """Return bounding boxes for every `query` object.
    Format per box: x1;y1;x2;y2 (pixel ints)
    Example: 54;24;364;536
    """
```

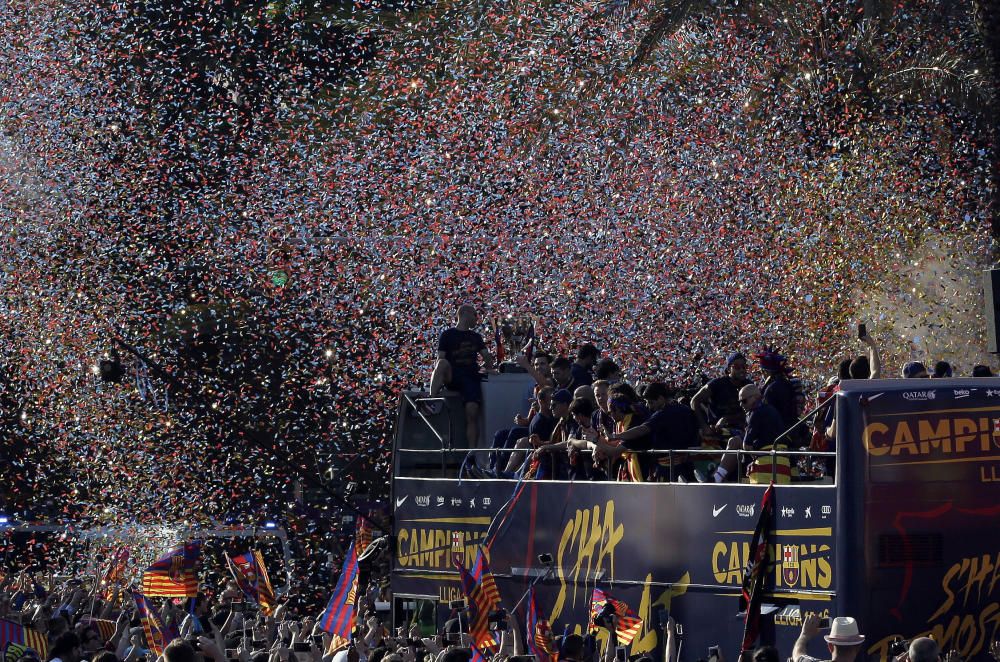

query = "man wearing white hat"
793;613;866;662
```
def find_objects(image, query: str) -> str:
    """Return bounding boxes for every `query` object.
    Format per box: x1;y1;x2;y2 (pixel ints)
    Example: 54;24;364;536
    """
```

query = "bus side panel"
392;478;835;658
838;381;1000;661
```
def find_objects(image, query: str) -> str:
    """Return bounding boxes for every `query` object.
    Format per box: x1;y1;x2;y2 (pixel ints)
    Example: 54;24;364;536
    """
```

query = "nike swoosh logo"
395;496;408;508
712;504;727;517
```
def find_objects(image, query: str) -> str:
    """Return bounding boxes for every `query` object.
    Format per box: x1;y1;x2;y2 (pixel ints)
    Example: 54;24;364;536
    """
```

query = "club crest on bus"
782;545;800;587
451;531;465;566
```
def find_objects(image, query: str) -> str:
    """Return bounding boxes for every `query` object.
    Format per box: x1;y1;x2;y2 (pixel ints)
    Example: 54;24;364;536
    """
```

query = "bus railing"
395;446;836;484
401;394;453;475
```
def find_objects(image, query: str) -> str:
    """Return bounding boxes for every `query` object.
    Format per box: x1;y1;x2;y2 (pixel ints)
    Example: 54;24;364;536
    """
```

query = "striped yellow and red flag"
141;541;201;598
132;593;178;656
325;634;351;655
588;589;643;645
356;516;374;557
90;619;118;642
456;548;502;653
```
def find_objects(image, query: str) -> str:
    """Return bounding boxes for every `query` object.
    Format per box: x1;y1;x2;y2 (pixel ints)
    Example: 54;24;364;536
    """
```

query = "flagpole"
507;563;555;616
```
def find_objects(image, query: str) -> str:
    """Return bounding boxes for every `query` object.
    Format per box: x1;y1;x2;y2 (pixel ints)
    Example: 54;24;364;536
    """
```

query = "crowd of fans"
2;569;997;662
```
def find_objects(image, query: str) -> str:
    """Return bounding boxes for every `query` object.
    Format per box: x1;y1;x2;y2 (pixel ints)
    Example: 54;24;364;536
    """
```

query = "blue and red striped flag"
319;541;360;637
132;592;178;656
526;588;554;662
226;550;276;616
0;620;47;659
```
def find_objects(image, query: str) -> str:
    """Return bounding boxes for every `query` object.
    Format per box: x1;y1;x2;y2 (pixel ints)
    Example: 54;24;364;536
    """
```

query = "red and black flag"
588;589;642;646
740;483;776;652
141;541;201;598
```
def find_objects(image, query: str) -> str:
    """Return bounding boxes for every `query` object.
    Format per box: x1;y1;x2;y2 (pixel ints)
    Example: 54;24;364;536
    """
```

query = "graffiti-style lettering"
630;572;690;654
872;552;1000;660
552;501;625;622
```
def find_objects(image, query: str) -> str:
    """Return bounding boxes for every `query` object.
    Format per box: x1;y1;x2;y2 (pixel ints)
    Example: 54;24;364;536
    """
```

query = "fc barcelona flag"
99;548;130;599
225;550;277;616
141;541;201;597
319;541;359;637
588;589;642;645
0;620;48;659
526;588;554;662
133;592;178;656
455;547;502;652
740;483;776;652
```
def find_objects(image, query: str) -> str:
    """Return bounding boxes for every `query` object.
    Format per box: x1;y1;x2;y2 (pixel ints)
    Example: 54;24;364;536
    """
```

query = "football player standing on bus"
690;352;751;435
427;304;496;448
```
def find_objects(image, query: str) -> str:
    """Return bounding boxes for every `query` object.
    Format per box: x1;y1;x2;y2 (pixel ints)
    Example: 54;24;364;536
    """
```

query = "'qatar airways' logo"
902;390;936;401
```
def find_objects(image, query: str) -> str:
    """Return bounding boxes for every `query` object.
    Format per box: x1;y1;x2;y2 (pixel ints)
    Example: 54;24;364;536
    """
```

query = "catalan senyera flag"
325;634;351;656
99;548;130;599
84;617;118;642
1;620;48;659
526;588;554;662
456;547;502;653
319;541;359;637
740;483;776;653
588;588;643;646
141;540;201;597
469;548;500;606
225;550;277;616
133;592;178;656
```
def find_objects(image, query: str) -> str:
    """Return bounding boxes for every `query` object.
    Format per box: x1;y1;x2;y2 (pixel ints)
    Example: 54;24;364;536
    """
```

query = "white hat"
823;617;866;646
